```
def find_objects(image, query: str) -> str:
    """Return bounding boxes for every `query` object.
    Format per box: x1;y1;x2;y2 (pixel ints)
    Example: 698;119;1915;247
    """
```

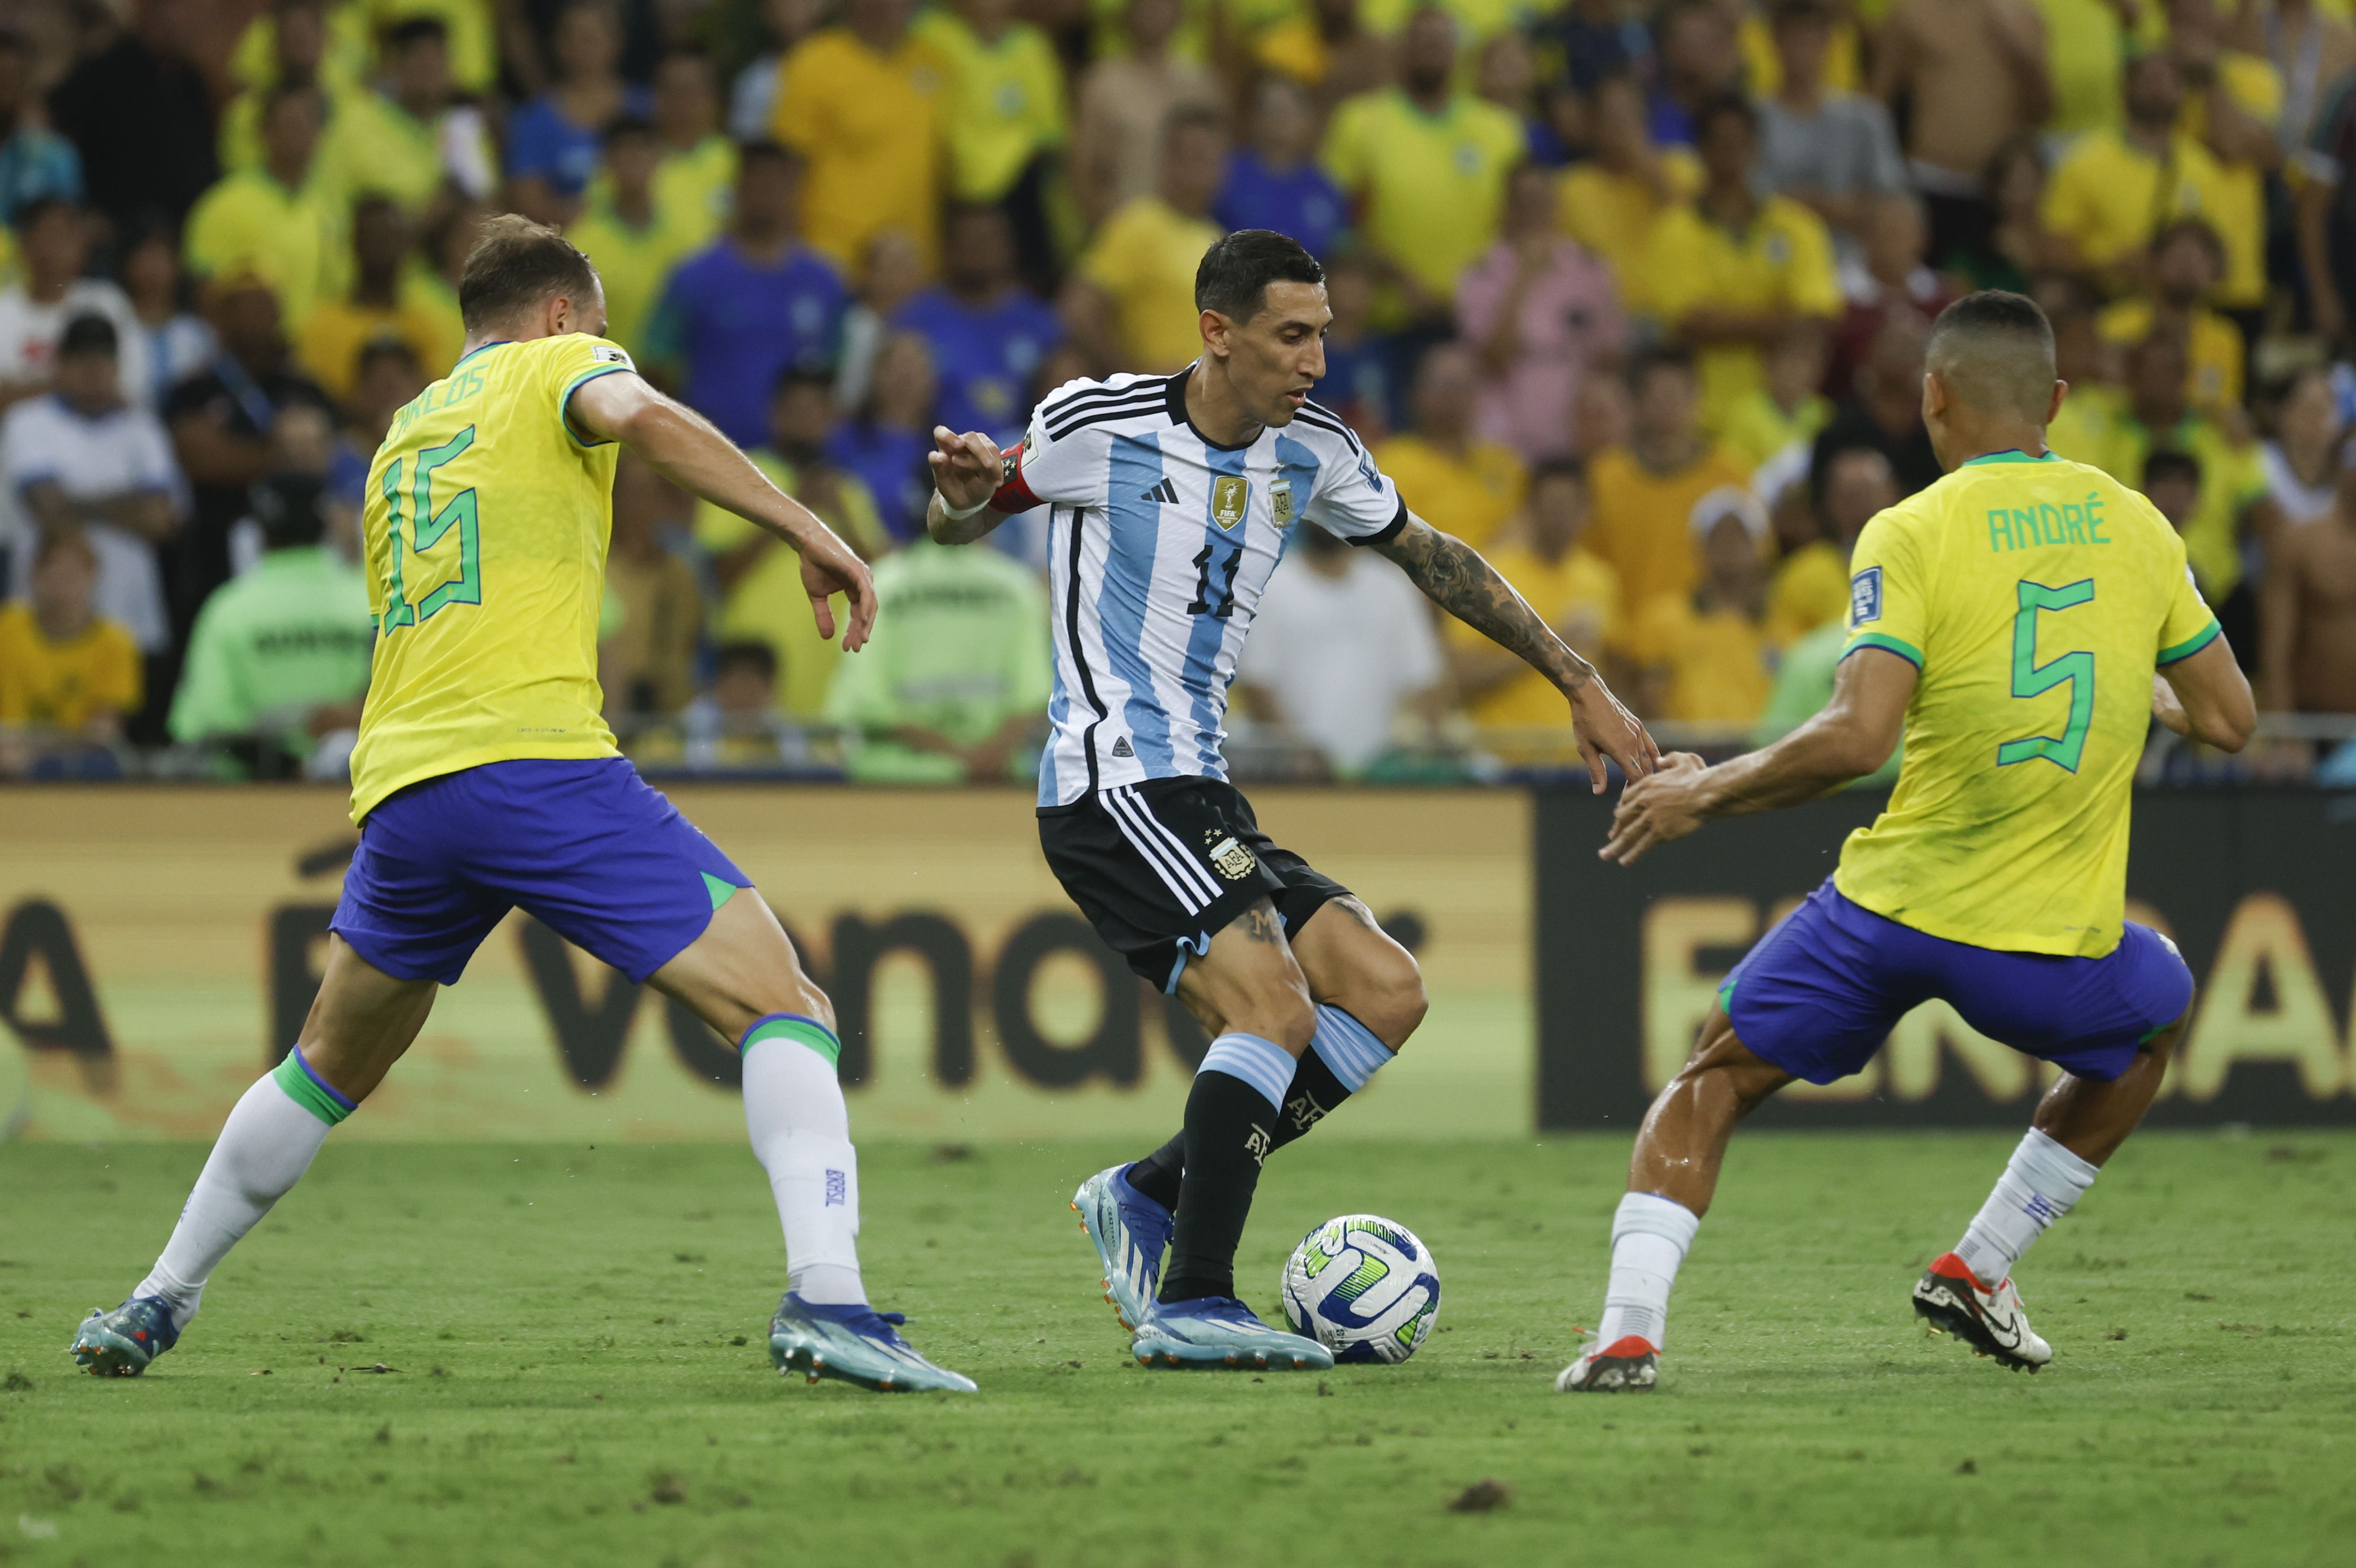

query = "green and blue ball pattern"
1279;1214;1440;1364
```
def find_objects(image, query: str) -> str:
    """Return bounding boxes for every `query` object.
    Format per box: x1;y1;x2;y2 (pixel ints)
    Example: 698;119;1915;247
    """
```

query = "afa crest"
1270;478;1294;525
1211;475;1250;531
1206;832;1258;880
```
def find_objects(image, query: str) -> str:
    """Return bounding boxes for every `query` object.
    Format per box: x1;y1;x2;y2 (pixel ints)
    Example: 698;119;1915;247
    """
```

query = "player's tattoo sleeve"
1376;516;1594;692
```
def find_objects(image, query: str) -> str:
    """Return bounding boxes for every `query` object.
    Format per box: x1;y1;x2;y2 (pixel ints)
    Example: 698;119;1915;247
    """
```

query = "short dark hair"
1164;103;1227;144
1530;456;1588;488
2142;448;2202;489
12;194;69;236
57;313;117;359
1926;290;2056;421
2151;215;2225;271
771;364;835;399
714;640;778;683
251;470;328;550
1195;229;1324;322
736;137;799;174
1628;343;1697;390
458;215;600;332
385;15;448;50
355;337;422;380
602;112;655;143
1694;92;1757;140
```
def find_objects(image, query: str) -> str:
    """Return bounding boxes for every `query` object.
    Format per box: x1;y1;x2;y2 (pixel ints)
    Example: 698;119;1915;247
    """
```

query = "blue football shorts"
1721;877;2194;1085
332;757;750;985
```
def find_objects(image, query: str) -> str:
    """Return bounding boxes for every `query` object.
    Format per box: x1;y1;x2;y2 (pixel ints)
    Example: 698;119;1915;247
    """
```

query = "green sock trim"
702;872;742;912
271;1052;353;1126
740;1014;841;1070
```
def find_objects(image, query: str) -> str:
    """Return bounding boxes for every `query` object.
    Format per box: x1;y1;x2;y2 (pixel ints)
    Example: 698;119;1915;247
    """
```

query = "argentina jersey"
992;367;1408;806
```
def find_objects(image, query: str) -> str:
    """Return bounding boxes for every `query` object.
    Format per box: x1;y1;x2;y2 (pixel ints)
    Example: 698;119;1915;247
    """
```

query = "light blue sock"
1310;1005;1392;1092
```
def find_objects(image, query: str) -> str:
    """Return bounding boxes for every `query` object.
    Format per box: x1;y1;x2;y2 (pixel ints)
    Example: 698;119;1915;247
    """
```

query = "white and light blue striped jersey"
989;366;1407;807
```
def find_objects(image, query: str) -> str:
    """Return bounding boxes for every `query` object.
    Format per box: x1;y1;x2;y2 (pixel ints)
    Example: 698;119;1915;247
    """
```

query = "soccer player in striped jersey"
927;229;1659;1370
1561;292;2256;1392
71;218;974;1394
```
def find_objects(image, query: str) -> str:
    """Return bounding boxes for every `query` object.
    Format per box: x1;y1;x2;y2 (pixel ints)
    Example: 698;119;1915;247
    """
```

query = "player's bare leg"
1559;1006;1790;1392
647;889;974;1392
71;941;437;1375
1916;1008;2193;1371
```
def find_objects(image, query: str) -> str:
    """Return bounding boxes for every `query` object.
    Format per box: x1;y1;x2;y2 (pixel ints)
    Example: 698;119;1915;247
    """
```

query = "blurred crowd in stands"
1;0;2353;786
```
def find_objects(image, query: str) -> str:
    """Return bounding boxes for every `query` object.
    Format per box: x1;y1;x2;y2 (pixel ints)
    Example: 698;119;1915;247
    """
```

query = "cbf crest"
1205;831;1258;880
1211;475;1250;531
1269;477;1294;525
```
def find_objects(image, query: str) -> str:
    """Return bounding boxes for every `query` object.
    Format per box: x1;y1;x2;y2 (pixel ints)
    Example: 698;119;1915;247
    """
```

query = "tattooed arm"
1376;513;1660;791
1600;645;1915;865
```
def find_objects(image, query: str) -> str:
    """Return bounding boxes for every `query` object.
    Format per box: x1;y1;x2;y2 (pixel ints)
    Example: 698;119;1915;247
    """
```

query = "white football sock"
136;1049;351;1331
741;1013;866;1307
1953;1128;2099;1286
1594;1192;1701;1351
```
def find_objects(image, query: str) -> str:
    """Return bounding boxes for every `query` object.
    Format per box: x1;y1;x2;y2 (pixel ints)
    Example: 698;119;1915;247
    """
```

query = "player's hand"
1599;751;1710;865
1566;676;1662;795
928;426;1003;513
2151;672;2192;737
797;533;878;651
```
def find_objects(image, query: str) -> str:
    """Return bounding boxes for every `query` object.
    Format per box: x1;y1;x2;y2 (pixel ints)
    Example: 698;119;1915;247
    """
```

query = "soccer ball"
1279;1214;1440;1364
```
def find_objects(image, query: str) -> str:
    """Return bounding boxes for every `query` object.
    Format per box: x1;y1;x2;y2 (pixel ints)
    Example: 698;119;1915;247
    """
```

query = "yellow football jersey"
1832;449;2220;958
348;334;637;822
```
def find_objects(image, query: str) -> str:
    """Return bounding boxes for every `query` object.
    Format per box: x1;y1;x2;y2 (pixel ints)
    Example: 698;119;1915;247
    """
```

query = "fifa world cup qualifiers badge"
1850;566;1883;627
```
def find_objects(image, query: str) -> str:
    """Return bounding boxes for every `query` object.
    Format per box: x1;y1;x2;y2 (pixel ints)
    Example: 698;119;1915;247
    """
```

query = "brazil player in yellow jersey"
1555;292;2257;1393
72;217;975;1394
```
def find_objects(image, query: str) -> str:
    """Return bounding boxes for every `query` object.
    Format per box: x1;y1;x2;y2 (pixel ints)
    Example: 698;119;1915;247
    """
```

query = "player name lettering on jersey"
1986;494;2112;552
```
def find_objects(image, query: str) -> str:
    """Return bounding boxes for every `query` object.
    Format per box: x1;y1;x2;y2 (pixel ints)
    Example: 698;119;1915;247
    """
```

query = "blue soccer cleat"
767;1293;977;1393
1132;1296;1335;1371
69;1296;180;1377
1072;1163;1172;1335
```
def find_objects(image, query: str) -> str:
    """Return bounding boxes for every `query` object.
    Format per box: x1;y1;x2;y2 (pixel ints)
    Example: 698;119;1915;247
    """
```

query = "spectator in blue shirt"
646;140;848;449
829;329;936;542
1213;75;1347;260
504;0;648;226
0;30;79;224
890;203;1060;448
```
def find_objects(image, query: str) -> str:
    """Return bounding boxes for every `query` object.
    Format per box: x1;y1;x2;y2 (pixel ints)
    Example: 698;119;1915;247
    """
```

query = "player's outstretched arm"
1601;645;1916;865
925;426;1013;546
1375;513;1660;792
570;371;877;651
2153;636;2256;752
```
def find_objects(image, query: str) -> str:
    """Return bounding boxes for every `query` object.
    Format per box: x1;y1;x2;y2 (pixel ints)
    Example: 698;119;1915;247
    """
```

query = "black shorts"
1037;777;1353;989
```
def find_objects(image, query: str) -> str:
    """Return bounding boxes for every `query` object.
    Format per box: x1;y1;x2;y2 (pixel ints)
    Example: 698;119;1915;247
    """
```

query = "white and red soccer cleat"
1912;1252;2052;1371
1555;1334;1659;1392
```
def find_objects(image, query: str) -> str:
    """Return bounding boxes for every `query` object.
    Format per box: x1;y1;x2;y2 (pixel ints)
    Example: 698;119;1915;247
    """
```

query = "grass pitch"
2;1132;2349;1567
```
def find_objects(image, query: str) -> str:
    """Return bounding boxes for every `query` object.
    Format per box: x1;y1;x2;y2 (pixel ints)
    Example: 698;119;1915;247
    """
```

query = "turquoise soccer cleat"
69;1296;180;1377
767;1293;977;1393
1132;1295;1335;1371
1072;1163;1173;1336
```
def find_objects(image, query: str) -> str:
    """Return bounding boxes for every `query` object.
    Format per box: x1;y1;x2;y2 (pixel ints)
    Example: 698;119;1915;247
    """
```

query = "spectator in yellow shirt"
1557;72;1703;312
1069;106;1226;372
1446;458;1622;746
1585;346;1758;613
313;16;497;222
916;0;1067;288
1372;342;1527;549
2164;0;2282;314
0;531;141;755
2097;218;2245;418
218;0;338;176
772;0;947;273
648;48;737;253
1764;441;1896;647
566;118;700;360
1321;7;1524;327
1072;0;1225;227
1626;490;1776;725
185;85;339;321
295;196;459;400
2043;54;2248;305
1643;93;1841;436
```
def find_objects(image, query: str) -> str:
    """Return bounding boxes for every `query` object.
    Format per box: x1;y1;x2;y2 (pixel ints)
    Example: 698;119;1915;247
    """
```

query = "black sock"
1158;1071;1277;1303
1128;1049;1353;1215
1125;1133;1185;1209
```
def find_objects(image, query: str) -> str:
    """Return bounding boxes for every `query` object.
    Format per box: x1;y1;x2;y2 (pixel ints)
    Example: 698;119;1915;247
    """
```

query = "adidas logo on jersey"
1110;737;1135;758
1141;478;1180;504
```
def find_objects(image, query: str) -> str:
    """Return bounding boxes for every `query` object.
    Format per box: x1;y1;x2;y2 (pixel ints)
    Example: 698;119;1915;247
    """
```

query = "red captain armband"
989;442;1042;513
